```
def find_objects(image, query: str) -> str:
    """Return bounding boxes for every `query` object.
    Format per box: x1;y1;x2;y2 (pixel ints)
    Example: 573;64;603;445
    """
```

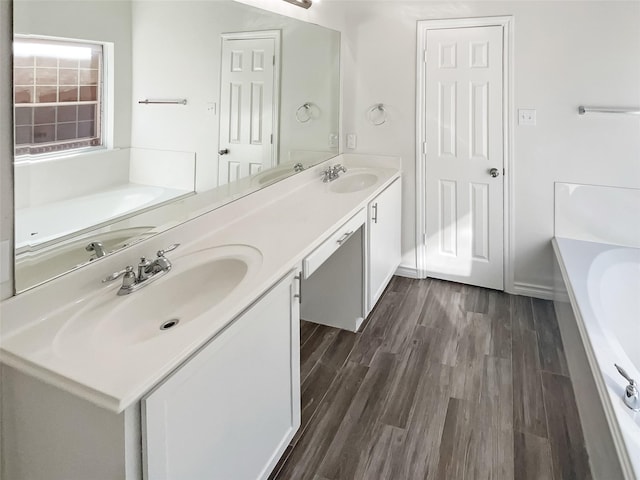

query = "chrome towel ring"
296;103;313;123
367;103;387;126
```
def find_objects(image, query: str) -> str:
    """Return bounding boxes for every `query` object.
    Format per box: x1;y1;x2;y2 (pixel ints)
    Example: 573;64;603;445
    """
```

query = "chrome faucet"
293;162;304;172
86;241;107;258
321;164;348;183
615;364;640;412
103;243;180;295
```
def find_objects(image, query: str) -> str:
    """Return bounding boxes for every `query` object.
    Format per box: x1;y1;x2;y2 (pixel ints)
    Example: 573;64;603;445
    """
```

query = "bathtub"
15;183;192;251
553;237;640;480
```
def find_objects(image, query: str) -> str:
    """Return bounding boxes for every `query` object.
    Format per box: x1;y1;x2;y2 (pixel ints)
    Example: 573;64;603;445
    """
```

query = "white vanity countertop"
0;154;401;412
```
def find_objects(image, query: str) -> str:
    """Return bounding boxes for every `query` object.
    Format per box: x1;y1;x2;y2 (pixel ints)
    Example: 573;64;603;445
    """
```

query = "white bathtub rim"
587;250;640;371
553;237;638;480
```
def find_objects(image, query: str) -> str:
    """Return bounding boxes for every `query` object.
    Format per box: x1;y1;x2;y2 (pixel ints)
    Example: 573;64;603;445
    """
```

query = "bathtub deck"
271;276;591;480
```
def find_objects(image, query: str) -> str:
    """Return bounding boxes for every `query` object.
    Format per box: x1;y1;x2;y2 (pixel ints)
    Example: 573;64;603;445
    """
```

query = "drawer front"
303;209;366;279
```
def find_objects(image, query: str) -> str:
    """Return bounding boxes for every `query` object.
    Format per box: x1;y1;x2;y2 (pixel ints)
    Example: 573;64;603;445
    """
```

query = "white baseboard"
394;268;556;301
395;264;422;279
510;281;554;300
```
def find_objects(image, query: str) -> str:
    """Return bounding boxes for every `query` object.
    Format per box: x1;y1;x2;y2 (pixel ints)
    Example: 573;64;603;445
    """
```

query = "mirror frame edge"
1;0;15;300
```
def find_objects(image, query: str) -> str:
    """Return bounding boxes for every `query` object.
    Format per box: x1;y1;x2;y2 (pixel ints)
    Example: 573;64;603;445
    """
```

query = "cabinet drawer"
303;209;366;279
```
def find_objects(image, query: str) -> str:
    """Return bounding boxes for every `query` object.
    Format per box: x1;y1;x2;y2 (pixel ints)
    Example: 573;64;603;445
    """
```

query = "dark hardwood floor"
270;276;591;480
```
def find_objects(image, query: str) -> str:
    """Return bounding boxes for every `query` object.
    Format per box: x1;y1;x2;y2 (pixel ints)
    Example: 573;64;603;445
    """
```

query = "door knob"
489;168;500;178
218;148;229;155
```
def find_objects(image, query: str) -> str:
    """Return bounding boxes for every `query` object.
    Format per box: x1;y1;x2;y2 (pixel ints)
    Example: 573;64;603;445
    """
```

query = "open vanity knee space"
0;154;401;480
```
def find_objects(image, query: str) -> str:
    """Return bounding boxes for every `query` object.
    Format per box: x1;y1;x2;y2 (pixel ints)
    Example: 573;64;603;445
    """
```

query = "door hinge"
423;49;428;63
503;168;506;176
270;134;273;144
423;233;427;245
422;141;427;154
273;55;275;66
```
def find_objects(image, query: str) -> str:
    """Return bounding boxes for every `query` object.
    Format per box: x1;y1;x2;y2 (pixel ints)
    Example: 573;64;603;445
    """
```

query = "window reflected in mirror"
14;37;104;156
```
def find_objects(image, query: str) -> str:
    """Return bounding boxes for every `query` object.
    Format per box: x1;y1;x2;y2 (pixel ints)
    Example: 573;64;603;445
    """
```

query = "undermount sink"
53;244;262;354
329;170;379;193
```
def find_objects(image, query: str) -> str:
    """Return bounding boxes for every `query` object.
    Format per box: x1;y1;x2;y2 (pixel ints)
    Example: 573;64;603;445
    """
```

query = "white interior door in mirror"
219;32;279;185
424;25;504;290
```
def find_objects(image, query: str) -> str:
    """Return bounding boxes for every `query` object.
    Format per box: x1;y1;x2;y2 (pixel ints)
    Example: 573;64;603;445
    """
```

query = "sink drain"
160;319;180;331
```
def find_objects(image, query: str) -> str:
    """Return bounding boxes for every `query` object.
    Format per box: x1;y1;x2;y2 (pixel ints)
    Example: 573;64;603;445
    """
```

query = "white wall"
130;1;339;191
340;1;640;295
244;0;640;296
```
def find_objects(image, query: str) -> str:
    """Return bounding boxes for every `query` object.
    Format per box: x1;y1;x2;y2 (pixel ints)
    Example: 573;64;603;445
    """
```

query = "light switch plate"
518;109;536;126
328;133;339;148
347;133;357;149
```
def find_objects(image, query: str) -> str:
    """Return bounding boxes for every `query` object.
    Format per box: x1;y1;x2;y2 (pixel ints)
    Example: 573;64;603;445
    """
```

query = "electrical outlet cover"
518;109;536;126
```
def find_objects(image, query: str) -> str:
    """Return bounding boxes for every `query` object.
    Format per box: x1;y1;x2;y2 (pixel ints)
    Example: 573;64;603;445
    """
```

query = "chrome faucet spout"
321;164;348;183
615;364;640;411
86;241;106;258
103;243;180;295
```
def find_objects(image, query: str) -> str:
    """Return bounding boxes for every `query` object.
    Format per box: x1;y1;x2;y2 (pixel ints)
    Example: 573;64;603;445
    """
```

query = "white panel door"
219;35;277;185
424;26;504;290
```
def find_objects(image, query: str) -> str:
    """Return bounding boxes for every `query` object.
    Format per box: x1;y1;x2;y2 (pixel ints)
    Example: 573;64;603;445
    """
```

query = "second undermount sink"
53;244;262;354
329;170;379;193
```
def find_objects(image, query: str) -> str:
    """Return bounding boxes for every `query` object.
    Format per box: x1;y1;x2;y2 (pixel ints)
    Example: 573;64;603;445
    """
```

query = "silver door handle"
293;274;302;304
218;148;229;155
336;230;355;245
372;203;378;223
489;168;500;178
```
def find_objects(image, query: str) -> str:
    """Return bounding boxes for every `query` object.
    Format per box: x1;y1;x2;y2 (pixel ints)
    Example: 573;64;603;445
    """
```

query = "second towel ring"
296;103;314;123
367;103;387;126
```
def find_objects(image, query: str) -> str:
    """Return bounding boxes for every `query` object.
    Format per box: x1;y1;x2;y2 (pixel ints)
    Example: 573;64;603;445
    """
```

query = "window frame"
13;35;113;163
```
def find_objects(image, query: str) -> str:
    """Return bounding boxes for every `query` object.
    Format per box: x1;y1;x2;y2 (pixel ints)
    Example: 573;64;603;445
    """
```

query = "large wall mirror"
13;0;341;292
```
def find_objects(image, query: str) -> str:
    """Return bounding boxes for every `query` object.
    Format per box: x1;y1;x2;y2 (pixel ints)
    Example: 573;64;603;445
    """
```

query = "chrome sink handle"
157;243;180;257
103;265;134;283
103;244;180;295
154;243;180;273
332;164;347;175
615;364;640;412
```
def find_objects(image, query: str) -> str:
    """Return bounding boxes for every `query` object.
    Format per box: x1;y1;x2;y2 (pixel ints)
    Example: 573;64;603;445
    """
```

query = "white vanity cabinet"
300;176;402;331
142;269;301;480
367;178;402;313
1;270;301;480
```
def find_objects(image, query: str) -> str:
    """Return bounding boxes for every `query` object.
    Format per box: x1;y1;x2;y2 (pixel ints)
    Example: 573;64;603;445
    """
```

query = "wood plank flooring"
270;276;592;480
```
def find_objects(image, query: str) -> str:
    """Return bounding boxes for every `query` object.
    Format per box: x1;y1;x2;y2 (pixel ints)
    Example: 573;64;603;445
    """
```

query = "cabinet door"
368;178;402;312
142;270;301;480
